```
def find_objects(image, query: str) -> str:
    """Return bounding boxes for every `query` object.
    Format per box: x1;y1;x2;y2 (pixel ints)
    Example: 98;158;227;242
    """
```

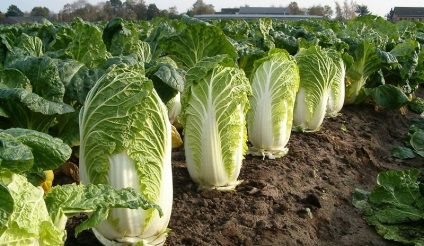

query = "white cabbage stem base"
247;147;289;159
197;180;243;191
92;227;168;246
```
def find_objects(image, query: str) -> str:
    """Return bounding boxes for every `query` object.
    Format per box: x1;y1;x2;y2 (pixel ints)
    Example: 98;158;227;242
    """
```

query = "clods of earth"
61;102;422;246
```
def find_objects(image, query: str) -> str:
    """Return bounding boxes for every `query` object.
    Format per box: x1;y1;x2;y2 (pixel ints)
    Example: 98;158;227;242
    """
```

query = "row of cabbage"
0;15;423;245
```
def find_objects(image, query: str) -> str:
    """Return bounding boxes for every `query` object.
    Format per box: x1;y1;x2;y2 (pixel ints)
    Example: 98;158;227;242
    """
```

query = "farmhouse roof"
194;14;322;21
198;6;323;20
1;16;56;25
239;7;289;15
218;8;240;14
393;7;424;16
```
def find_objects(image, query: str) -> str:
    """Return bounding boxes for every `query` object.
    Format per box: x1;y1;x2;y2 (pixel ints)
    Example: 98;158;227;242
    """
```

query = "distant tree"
288;2;305;15
186;9;194;17
58;0;99;21
30;7;50;16
168;6;179;19
0;11;5;21
120;6;137;20
124;0;147;20
110;0;123;8
308;5;323;15
99;2;114;20
146;3;160;20
159;9;169;18
386;8;394;22
191;0;215;15
342;0;357;19
308;4;333;18
323;5;334;18
72;3;97;21
5;5;24;17
58;0;172;21
334;1;343;20
355;4;370;16
334;0;357;20
69;0;89;10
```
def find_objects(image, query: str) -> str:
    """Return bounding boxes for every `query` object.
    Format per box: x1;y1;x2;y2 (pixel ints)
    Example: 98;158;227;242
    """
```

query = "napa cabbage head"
79;64;172;245
181;55;251;190
246;49;300;159
293;46;341;132
326;49;346;117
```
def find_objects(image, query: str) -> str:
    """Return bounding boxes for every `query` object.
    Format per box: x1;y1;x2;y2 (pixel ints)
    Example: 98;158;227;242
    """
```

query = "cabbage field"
1;15;424;245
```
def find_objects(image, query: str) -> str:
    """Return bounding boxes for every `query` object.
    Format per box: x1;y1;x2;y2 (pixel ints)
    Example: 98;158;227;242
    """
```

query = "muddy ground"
62;100;423;246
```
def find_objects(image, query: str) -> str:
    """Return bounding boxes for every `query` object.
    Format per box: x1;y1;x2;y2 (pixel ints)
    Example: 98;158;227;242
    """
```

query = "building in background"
1;16;57;24
392;7;424;22
196;7;322;20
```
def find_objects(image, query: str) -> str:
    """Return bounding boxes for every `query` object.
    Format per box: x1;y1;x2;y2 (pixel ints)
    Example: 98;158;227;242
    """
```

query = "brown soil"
62;101;423;246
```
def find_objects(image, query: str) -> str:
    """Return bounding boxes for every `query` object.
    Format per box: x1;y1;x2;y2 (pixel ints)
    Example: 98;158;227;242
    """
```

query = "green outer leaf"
0;132;34;174
363;84;410;109
237;49;267;79
153;63;185;92
344;42;397;105
44;183;162;237
247;49;299;155
0;107;9;118
102;18;152;63
2;128;72;172
65;18;110;68
256;18;275;51
0;181;14;232
49;108;81;148
390;39;419;80
372;221;424;246
0;66;74;133
396;21;417;41
0;68;31;90
160;22;238;69
102;17;126;51
370;169;422;222
127;89;170;202
0;173;65;245
147;63;185;105
15;33;43;57
352;188;372;213
353;169;424;246
145;23;176;60
6;56;65;103
56;59;99;104
409;97;424;114
391;146;415;160
410;130;424;153
0;88;74;115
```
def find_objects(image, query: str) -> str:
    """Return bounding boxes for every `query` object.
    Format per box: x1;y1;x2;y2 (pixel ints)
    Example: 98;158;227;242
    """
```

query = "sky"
0;0;422;17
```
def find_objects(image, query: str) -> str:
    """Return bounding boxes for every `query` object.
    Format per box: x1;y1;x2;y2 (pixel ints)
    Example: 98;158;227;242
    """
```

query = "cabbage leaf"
160;22;238;70
0;170;161;245
352;169;424;246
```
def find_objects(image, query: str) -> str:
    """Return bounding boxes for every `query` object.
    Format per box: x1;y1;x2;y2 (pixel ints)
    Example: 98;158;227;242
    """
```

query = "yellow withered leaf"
171;124;183;148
